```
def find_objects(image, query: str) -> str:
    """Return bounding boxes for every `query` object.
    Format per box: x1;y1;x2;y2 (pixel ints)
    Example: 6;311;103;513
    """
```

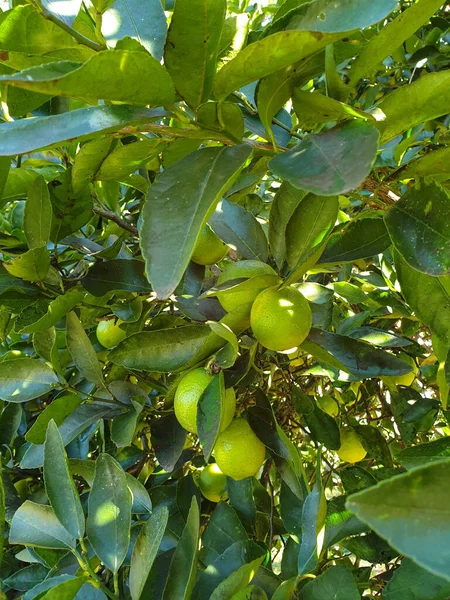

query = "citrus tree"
0;0;449;598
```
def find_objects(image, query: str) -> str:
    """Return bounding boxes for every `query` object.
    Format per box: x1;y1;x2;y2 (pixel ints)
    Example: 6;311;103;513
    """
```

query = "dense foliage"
0;0;450;598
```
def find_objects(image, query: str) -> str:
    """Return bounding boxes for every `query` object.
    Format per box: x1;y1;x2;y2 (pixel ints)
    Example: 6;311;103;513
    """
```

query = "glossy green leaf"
82;260;151;296
400;147;450;180
0;105;166;156
348;0;444;87
197;373;226;461
292;89;371;128
354;425;393;467
130;506;169;600
0;156;11;200
87;454;132;573
301;565;359;600
347;459;450;581
96;138;166;181
383;558;450;600
304;403;340;450
0;402;22;445
163;497;200;600
202;502;248;561
0;5;80;53
377;70;450;143
165;0;226;108
395;253;450;346
319;217;391;263
10;501;76;549
3;564;49;591
66;312;104;388
140;145;251;298
385;181;450;276
209;199;268;262
286;194;338;270
269;121;379;196
110;325;210;372
3;247;50;282
102;0;167;60
210;556;266;599
71;138;113;195
192;540;265;600
298;463;327;576
269;183;307;268
0;51;174;106
111;400;143;447
39;577;88;600
303;328;414;379
44;420;85;540
226;478;257;528
208;321;239;368
26;395;82;444
23;175;52;250
21;575;88;600
214;30;343;101
0;358;58;403
396;438;450;471
151;414;187;472
21;402;118;469
15;289;84;334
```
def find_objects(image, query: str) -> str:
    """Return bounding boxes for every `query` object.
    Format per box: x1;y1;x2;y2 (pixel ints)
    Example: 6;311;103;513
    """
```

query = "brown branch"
362;176;400;207
93;207;139;236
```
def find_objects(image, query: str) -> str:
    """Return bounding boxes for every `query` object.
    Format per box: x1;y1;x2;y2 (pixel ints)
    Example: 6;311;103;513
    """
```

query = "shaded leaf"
383;557;450;600
151;413;187;472
269;183;307;268
24;175;52;250
4;564;49;592
197;373;226;461
400;146;450;180
301;565;359;600
396;438;450;471
0;358;58;403
10;501;76;549
16;289;84;335
66;312;104;388
298;462;327;576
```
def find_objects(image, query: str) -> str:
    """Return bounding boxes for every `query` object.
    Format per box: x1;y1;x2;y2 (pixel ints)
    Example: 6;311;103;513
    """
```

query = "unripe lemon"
191;224;228;265
214;419;266;481
198;463;227;502
96;319;126;349
383;353;418;387
174;368;236;434
250;285;312;352
337;428;367;463
216;260;281;314
317;395;339;417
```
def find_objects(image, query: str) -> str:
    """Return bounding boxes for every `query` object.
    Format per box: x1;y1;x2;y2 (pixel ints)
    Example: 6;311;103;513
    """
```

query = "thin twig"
40;8;105;51
93;207;139;236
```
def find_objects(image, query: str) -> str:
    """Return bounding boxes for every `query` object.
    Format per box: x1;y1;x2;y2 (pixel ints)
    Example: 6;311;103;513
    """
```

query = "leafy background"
0;0;449;598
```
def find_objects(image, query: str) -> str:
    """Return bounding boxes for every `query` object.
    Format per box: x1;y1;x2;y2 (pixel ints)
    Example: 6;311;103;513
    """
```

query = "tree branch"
93;207;139;236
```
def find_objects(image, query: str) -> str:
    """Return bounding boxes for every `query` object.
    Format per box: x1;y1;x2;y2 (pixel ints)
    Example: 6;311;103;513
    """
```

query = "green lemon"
174;368;236;434
214;418;266;481
96;319;126;349
250;285;312;352
191;224;228;265
317;395;339;417
198;463;227;502
337;428;367;463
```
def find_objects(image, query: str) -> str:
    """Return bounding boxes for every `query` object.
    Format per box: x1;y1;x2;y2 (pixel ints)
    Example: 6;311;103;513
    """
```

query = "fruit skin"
217;260;280;314
174;368;236;434
96;319;127;349
250;285;312;352
214;418;266;481
191;224;228;265
337;428;367;463
198;463;227;502
317;395;339;417
383;353;418;387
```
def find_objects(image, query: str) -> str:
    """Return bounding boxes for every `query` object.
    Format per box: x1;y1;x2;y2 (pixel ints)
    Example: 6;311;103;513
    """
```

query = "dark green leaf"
269;121;379;196
26;395;82;444
319;217;391;264
0;105;167;156
0;358;58;403
66;312;104;388
44;420;85;540
23;176;52;250
209;556;266;599
324;495;368;548
292;89;370;128
354;425;393;467
347;459;450;581
0;402;22;445
396;438;450;471
385;181;450;276
304;403;340;450
130;506;169;600
227;478;257;528
303;328;414;379
383;558;450;600
165;0;226;108
298;463;327;576
151;413;187;472
197;373;226;461
202;502;248;561
71;137;113;195
21;575;80;600
16;289;84;334
400;147;450;180
140;145;251;298
301;566;359;600
209;199;268;262
96;138;166;181
87;454;132;573
163;497;200;600
269;183;306;268
82;260;151;296
10;501;76;549
4;564;49;591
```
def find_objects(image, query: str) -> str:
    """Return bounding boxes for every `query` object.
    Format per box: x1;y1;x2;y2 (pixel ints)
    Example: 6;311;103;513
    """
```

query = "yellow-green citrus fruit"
96;319;126;349
383;353;418;387
174;369;236;434
217;260;281;314
214;419;266;481
250;285;312;352
191;224;228;265
198;463;227;502
317;395;339;417
230;585;268;600
337;428;367;463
